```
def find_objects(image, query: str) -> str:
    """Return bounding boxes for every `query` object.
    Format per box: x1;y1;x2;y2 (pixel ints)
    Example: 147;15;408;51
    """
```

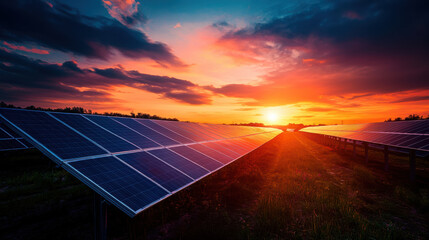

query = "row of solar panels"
300;119;429;152
0;123;33;151
0;108;282;217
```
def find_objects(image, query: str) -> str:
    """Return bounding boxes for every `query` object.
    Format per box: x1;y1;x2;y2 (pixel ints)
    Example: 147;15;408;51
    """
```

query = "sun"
266;111;279;124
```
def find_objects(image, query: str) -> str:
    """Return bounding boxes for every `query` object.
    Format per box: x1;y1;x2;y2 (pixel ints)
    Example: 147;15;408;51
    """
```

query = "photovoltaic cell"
148;148;209;179
68;156;169;212
18;138;32;148
0;123;34;151
0;108;106;159
136;119;193;144
0;139;26;151
202;141;241;159
0;127;10;138
169;146;223;171
118;151;193;192
113;117;179;146
85;115;160;149
216;140;249;155
52;113;138;153
154;120;210;142
0;122;20;137
188;143;234;164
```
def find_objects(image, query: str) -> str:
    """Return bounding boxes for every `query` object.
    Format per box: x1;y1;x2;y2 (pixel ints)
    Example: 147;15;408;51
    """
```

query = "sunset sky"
0;0;428;125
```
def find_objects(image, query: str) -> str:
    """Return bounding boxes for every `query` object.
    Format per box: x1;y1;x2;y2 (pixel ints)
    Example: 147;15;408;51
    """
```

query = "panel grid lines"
0;107;282;217
300;119;429;152
81;115;144;151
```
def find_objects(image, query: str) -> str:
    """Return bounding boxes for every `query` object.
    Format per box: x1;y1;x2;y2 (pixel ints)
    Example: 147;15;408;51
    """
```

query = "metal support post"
94;193;107;240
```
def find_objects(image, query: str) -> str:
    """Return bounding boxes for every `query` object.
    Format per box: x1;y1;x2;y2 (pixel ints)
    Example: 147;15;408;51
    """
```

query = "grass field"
1;132;428;239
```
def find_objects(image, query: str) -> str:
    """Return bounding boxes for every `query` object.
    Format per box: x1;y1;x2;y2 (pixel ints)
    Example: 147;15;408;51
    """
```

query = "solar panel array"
0;108;281;217
300;119;429;152
0;123;33;151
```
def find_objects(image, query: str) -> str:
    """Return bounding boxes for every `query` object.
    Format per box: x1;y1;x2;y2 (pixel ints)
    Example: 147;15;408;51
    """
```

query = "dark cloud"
0;49;210;105
391;95;429;103
0;0;186;67
211;0;429;105
102;0;147;27
343;93;374;100
211;21;234;31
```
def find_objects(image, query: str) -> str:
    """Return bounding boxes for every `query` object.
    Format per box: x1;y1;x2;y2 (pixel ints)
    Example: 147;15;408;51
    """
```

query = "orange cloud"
302;58;326;64
173;23;182;29
102;0;143;26
3;41;49;54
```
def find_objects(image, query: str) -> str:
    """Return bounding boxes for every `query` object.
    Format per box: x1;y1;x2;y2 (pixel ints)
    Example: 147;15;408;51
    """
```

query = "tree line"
385;114;429;122
0;102;179;121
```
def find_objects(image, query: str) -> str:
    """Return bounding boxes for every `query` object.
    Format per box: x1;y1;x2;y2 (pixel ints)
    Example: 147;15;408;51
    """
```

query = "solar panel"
112;117;180;146
0;107;282;217
85;115;160;149
136;119;194;144
117;151;193;192
148;148;209;179
169;145;223;171
0;123;33;151
188;143;233;164
300;119;429;152
51;113;138;153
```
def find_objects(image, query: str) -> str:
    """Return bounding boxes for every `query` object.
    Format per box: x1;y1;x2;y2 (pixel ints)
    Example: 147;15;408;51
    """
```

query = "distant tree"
385;114;428;122
0;101;178;121
231;122;266;127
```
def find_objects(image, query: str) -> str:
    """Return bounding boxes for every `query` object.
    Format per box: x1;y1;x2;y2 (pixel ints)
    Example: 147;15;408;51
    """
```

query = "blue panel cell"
0;122;20;137
52;113;138;153
148;148;208;179
17;138;32;148
188;143;233;164
118;152;193;192
154;121;209;142
407;137;429;149
114;118;179;146
69;156;169;212
136;119;193;144
84;115;160;149
0;127;11;138
0;139;26;150
0;109;106;159
169;146;223;171
202;141;241;159
216;140;249;155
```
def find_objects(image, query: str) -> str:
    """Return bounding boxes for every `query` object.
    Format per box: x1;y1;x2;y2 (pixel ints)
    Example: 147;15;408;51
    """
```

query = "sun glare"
266;111;279;124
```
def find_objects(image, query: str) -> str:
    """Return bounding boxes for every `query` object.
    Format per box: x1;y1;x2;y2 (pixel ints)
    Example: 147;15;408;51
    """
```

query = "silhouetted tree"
385;114;428;122
0;101;178;121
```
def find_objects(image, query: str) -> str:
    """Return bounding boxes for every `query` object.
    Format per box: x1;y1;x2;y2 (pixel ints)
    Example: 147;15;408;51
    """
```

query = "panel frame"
0;108;282;217
300;121;429;152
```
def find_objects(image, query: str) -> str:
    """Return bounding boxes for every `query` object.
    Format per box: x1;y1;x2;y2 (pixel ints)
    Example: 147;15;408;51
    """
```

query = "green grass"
1;133;428;239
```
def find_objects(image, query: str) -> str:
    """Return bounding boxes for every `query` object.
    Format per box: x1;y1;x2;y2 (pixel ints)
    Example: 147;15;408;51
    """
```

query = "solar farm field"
1;132;428;239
